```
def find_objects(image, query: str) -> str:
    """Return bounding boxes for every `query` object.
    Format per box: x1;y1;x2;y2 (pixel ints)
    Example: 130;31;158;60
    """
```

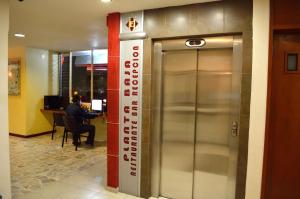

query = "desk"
41;109;107;141
40;109;66;115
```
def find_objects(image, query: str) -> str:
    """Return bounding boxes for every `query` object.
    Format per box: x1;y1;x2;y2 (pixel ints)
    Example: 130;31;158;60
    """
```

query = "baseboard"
106;186;119;193
9;131;54;138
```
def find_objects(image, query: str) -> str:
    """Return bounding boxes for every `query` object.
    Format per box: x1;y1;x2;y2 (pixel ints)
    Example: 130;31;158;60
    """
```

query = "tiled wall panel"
142;1;253;198
106;12;120;189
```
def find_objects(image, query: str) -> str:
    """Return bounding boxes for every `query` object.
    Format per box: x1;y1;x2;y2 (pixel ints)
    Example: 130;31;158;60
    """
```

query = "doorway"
151;36;243;199
263;33;300;199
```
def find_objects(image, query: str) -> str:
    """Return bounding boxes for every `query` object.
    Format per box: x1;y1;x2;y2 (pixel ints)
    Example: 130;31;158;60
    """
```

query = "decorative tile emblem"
126;17;138;31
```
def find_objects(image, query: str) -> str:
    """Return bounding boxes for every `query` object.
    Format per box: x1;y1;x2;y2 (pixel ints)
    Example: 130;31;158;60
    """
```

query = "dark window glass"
93;50;107;101
61;54;70;98
93;70;107;99
287;53;298;71
72;51;92;102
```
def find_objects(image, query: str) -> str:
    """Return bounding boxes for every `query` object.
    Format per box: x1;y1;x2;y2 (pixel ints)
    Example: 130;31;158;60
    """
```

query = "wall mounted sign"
121;11;143;34
126;17;139;31
119;11;144;196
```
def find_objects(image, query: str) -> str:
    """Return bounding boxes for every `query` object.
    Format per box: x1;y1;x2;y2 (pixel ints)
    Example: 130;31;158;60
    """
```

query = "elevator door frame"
151;35;243;199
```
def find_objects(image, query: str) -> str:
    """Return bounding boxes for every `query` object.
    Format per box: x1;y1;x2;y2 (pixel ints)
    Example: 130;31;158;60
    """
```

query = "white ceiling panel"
9;0;219;51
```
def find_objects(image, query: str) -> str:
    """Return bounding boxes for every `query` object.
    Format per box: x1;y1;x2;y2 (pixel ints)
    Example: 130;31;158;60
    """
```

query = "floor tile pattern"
10;131;108;199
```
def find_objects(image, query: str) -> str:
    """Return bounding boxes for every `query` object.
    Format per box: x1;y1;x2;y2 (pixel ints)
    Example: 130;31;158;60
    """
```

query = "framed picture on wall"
8;58;21;96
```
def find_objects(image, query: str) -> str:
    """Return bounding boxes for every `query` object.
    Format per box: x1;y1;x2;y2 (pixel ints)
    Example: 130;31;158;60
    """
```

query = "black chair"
51;113;65;140
62;116;86;151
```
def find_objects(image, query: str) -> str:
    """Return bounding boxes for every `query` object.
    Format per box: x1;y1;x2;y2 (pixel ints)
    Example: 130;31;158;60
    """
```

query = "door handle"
231;121;239;137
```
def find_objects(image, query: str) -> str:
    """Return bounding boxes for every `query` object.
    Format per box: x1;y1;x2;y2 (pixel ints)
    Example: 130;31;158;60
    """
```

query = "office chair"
52;113;65;140
62;116;86;151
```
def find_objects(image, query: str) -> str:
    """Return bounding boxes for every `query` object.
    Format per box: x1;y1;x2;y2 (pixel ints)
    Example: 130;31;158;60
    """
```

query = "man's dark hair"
72;95;81;103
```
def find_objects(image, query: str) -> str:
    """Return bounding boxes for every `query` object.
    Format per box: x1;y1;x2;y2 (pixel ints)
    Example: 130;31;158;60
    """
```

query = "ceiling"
9;0;219;51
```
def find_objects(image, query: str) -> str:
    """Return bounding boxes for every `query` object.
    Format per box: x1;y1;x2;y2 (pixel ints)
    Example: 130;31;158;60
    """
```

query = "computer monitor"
91;99;102;112
44;95;62;110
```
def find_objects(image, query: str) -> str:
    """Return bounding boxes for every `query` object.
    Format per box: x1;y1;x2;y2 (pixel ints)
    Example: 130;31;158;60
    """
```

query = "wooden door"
265;33;300;199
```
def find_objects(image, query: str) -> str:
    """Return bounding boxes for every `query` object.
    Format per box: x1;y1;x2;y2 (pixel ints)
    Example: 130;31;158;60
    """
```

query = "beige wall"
0;0;12;198
26;48;52;134
8;47;53;136
8;47;27;135
246;0;270;198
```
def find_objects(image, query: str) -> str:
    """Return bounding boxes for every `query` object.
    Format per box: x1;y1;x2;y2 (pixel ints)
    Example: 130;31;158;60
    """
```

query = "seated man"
66;95;98;146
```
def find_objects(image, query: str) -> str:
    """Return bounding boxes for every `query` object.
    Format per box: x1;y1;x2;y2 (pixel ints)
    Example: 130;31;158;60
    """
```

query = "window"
60;53;70;98
287;53;298;72
72;50;92;102
59;49;108;104
93;50;108;100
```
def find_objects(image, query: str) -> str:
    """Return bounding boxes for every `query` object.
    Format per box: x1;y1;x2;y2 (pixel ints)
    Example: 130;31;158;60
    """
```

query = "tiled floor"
10;129;142;199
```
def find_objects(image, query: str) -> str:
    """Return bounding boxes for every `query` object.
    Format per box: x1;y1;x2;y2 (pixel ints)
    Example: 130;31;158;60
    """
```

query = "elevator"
151;36;242;199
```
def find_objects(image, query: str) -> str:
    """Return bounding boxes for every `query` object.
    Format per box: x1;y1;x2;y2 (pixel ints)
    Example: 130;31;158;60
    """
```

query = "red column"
107;12;120;188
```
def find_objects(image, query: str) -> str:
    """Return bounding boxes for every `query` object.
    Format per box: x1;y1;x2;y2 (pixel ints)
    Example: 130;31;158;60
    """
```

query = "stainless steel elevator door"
154;36;242;199
194;48;238;199
160;50;197;199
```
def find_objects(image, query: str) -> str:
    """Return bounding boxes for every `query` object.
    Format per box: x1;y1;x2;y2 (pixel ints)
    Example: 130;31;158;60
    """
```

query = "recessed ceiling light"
101;0;112;3
14;33;25;38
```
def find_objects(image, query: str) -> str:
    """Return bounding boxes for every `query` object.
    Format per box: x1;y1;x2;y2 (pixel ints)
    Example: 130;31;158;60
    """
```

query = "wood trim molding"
273;24;300;31
261;0;300;198
9;131;53;138
261;0;274;198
